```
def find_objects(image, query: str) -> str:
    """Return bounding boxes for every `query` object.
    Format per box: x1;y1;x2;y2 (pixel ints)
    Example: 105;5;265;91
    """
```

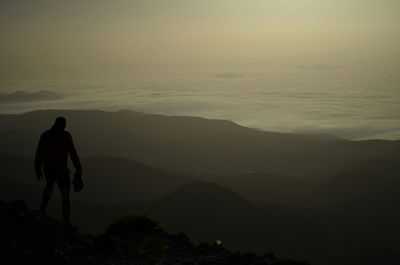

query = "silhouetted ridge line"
1;109;398;176
157;182;254;208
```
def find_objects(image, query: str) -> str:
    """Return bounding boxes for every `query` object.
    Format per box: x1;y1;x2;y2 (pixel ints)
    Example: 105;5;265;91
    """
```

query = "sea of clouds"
0;67;399;140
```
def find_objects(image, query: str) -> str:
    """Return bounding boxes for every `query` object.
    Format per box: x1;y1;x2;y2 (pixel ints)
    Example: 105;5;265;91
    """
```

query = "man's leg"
40;177;55;214
59;187;71;226
57;173;71;226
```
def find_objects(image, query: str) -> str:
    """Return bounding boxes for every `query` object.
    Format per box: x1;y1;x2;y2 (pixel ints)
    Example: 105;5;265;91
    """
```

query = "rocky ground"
0;200;310;265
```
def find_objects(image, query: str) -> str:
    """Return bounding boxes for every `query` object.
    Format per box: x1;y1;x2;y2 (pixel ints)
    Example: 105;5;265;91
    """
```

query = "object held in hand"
72;171;84;192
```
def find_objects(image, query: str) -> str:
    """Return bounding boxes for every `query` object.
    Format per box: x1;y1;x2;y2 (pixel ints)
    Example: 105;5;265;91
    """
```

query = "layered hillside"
1;109;399;176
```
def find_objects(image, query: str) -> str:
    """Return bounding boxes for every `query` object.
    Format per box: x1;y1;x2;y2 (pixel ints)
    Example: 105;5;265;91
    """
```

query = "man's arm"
34;134;44;180
67;133;82;172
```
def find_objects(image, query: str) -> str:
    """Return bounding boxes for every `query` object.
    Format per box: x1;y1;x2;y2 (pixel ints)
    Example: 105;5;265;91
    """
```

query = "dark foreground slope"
0;200;310;265
1;153;400;265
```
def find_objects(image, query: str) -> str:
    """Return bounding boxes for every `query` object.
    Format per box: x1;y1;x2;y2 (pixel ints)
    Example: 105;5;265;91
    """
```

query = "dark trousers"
40;168;71;225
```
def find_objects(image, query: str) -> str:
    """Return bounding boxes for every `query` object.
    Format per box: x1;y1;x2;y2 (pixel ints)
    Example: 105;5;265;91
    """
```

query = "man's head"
53;116;67;130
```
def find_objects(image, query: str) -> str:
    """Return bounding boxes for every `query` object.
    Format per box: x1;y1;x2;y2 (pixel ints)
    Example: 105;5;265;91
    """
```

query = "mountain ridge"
1;109;399;177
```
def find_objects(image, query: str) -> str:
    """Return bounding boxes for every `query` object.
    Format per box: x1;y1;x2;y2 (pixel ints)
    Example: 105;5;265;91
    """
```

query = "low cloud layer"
0;67;398;140
0;90;63;104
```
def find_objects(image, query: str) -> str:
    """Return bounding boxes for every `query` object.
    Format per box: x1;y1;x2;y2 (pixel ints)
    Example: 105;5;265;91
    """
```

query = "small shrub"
132;235;168;265
106;214;163;238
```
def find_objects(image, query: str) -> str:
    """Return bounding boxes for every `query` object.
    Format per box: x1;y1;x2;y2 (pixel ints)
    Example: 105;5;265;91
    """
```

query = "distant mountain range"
1;109;399;176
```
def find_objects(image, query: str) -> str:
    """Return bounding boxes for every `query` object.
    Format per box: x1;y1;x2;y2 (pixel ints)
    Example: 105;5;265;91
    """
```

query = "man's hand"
36;169;43;181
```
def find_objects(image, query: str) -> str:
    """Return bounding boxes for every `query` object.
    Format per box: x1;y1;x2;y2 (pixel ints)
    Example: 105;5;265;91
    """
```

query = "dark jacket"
35;127;81;174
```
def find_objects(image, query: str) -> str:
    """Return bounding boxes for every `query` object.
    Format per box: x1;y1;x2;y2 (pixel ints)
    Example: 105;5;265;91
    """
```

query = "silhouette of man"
35;117;82;227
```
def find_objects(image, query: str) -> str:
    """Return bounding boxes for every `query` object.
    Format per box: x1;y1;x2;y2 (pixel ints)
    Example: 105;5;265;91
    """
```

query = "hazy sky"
1;0;399;78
